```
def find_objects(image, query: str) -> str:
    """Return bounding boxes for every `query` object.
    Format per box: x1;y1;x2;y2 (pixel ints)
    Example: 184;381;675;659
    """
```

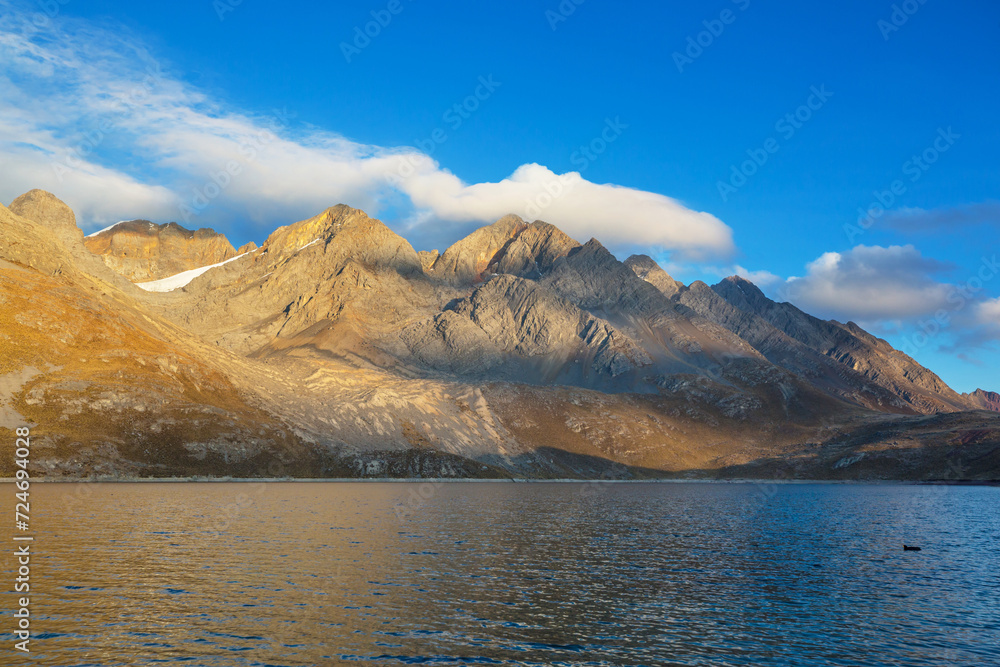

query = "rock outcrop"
427;216;579;283
543;240;763;373
9;189;82;248
965;389;1000;412
676;280;913;412
84;220;238;282
712;276;972;413
400;274;651;382
625;254;684;299
428;215;529;283
417;249;440;272
3;191;136;292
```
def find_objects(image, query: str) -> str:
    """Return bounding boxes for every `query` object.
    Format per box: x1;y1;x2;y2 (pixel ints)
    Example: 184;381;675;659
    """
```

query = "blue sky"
0;0;997;392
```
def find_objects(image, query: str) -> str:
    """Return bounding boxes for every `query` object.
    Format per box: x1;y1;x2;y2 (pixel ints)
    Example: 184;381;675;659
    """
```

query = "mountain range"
1;189;997;480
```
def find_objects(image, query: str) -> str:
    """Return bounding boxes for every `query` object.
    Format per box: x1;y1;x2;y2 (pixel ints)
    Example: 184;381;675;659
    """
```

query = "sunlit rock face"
966;389;1000;412
84;220;239;282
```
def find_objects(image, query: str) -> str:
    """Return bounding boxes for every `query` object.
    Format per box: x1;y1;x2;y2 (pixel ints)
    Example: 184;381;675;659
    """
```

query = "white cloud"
976;297;1000;326
0;4;735;259
732;264;782;288
779;245;955;322
396;162;734;258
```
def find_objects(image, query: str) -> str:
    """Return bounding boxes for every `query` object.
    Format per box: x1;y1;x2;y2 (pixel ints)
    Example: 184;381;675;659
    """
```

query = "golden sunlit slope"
0;199;312;477
0;198;536;479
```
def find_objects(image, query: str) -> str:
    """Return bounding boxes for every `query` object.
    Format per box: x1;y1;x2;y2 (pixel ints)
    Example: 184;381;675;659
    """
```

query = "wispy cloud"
0;2;734;260
883;201;1000;233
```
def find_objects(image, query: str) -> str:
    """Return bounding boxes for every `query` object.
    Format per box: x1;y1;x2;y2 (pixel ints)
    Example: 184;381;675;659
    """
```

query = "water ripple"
1;482;996;666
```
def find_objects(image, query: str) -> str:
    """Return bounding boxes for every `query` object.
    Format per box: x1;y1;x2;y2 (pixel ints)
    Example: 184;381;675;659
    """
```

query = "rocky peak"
429;214;529;283
262;204;422;276
542;237;699;324
624;254;685;298
577;237;611;256
9;189;82;248
712;275;769;310
1;198;71;276
2;191;136;291
685;280;714;295
966;389;1000;412
84;220;238;282
427;215;582;284
711;273;970;413
487;220;580;279
263;204;352;254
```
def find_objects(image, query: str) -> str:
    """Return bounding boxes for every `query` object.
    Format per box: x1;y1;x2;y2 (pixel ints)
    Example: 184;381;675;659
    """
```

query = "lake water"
2;481;998;666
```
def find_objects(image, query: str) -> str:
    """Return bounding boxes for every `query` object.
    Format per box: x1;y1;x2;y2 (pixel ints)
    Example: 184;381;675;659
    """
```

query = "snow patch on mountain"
85;220;140;238
135;252;251;292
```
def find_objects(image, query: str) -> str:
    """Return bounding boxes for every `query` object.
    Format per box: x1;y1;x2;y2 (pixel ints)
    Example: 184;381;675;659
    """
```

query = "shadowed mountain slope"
710;276;971;413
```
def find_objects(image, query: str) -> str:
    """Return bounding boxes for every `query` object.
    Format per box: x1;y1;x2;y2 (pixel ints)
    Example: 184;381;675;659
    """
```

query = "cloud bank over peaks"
393;162;735;258
0;3;735;261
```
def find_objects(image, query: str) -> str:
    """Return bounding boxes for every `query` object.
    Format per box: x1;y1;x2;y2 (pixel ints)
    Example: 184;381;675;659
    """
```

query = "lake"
2;481;998;665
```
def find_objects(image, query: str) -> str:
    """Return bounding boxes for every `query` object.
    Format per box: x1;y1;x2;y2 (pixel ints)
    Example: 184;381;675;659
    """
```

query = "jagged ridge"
2;189;997;481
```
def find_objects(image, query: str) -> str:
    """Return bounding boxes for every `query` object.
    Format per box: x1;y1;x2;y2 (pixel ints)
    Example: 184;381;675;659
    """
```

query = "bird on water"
903;545;922;551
